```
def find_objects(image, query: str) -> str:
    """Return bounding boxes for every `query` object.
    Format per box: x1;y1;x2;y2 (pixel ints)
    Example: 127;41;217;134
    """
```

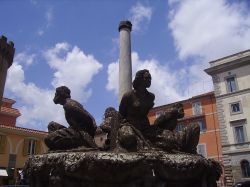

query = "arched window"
241;160;250;178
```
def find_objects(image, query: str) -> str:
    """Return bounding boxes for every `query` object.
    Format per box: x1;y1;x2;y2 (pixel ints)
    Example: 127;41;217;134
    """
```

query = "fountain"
23;21;222;187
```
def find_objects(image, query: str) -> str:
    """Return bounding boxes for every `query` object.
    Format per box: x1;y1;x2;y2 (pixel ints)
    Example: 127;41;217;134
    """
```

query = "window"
226;76;237;93
197;144;207;157
176;123;184;132
230;102;242;114
234;126;246;143
0;135;7;154
241;160;250;178
23;139;40;156
197;120;206;132
28;139;36;155
8;154;16;168
192;102;202;115
155;111;164;118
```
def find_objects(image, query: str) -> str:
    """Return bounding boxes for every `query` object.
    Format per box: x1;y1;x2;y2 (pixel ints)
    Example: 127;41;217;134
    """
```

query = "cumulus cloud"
5;62;64;130
165;0;250;102
14;52;36;66
169;0;250;61
106;52;185;106
45;42;103;102
5;43;103;130
129;3;152;32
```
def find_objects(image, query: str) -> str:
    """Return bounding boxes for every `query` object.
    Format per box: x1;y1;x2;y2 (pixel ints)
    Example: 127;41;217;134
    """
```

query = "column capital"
118;20;132;32
0;35;15;68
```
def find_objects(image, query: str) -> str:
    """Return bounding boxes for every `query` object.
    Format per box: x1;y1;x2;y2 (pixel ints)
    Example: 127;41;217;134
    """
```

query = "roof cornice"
205;49;250;75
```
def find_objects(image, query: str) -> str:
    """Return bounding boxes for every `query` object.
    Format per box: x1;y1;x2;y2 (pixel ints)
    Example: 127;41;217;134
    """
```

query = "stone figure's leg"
182;123;200;154
45;128;82;150
118;125;137;152
48;121;66;133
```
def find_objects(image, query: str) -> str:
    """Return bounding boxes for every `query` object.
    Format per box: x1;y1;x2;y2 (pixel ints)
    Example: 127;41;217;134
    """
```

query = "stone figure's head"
53;86;71;105
132;69;151;89
104;107;117;119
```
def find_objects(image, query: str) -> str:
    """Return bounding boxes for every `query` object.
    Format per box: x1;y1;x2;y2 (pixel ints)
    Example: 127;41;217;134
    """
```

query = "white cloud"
165;0;250;100
106;52;186;106
129;3;152;32
14;52;36;66
45;42;103;102
45;7;53;28
37;7;54;36
5;62;65;130
5;43;103;130
169;0;250;61
37;29;44;36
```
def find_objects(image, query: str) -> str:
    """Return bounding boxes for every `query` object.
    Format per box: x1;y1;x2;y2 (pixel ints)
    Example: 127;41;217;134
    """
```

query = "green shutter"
23;139;29;156
0;135;7;154
35;140;41;155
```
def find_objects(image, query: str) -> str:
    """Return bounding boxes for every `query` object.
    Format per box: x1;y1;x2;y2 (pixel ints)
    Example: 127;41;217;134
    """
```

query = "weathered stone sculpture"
118;69;154;151
117;70;200;154
153;103;200;153
24;71;222;187
99;107;119;150
44;86;97;150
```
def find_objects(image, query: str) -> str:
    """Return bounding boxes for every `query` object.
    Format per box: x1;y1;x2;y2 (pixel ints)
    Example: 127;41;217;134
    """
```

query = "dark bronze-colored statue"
24;71;222;187
118;69;154;151
117;69;200;153
99;107;119;150
153;103;200;153
44;86;97;150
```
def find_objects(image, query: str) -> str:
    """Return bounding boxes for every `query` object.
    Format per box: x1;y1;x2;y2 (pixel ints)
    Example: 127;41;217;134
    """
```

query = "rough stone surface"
0;35;15;105
24;151;219;187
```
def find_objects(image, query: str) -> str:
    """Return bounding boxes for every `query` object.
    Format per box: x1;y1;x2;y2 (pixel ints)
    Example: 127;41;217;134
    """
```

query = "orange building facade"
148;92;223;161
0;98;48;185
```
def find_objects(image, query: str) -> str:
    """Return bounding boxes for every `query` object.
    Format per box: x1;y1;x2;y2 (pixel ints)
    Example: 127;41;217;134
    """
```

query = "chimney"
118;20;132;102
0;35;15;107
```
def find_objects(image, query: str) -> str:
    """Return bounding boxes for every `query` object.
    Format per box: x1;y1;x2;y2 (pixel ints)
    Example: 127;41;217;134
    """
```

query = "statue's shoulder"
121;90;135;100
148;91;155;100
64;99;83;110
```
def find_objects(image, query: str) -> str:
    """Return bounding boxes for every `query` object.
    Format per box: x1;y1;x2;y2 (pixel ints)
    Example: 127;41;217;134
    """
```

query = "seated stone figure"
118;69;200;153
153;103;200;154
118;69;154;152
44;86;97;150
99;107;118;150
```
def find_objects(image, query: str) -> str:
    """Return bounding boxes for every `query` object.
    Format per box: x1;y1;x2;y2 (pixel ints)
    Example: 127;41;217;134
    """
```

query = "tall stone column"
0;36;15;107
118;20;132;102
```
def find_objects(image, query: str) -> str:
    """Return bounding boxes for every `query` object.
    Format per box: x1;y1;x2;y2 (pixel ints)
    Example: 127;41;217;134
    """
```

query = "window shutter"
35;140;41;155
0;135;7;154
23;139;29;156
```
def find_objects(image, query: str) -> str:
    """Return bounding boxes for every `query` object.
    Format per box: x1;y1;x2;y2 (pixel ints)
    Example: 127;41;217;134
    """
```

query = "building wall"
0;98;47;185
205;50;250;185
0;127;47;169
0;98;20;127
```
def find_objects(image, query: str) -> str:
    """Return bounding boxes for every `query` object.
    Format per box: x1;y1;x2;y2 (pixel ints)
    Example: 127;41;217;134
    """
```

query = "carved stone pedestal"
24;151;219;187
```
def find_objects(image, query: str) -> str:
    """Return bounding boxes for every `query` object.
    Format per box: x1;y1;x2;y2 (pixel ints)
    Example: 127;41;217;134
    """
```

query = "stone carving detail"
117;70;200;153
24;70;222;187
44;86;97;150
153;103;200;153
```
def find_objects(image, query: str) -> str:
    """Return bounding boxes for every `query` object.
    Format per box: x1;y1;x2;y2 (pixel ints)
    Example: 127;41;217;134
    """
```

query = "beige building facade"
0;98;48;185
205;49;250;186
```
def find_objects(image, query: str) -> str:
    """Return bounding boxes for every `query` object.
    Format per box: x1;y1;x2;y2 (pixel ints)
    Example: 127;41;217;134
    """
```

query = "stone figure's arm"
119;93;130;120
64;101;96;129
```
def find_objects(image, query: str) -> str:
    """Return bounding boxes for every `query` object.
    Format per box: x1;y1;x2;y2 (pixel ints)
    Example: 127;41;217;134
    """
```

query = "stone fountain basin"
24;150;209;183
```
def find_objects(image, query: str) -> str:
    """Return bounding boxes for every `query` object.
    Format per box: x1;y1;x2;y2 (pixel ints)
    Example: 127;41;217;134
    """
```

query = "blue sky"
1;0;250;130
